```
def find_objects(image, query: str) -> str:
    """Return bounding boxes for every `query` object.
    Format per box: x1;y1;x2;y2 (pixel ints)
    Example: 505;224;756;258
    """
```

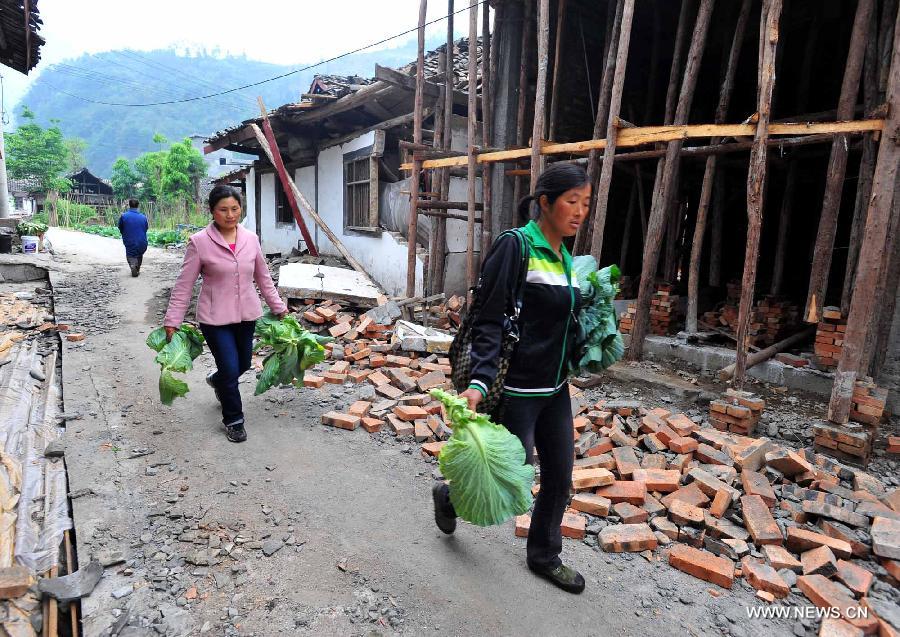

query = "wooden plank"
531;0;551;186
733;0;783;389
805;0;876;324
686;0;752;332
829;5;900;423
588;0;635;260
279;263;383;307
407;0;428;297
318;109;431;152
373;63;470;109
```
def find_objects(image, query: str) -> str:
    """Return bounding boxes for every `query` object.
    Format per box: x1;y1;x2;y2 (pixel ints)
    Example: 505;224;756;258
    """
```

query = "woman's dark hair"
127;198;139;209
517;163;589;221
208;185;243;211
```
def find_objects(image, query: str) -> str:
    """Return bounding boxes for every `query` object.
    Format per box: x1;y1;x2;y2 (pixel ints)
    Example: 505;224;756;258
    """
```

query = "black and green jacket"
468;220;582;399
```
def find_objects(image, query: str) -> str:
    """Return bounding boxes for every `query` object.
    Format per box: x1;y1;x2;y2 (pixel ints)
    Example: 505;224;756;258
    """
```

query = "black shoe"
528;562;586;594
130;265;139;277
432;483;457;534
224;420;247;443
206;371;222;402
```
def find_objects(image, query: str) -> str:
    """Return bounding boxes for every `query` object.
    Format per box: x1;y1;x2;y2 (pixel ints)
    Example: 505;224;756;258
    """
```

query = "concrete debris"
38;560;102;603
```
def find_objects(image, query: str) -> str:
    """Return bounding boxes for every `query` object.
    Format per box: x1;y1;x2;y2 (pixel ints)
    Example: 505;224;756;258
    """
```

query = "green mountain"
17;43;432;176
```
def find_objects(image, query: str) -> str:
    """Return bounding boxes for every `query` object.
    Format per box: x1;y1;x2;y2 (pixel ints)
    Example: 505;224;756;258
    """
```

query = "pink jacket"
164;223;287;327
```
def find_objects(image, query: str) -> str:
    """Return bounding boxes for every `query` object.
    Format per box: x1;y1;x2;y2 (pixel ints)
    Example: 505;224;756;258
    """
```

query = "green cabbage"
572;256;625;373
253;312;331;395
146;325;205;405
430;389;535;527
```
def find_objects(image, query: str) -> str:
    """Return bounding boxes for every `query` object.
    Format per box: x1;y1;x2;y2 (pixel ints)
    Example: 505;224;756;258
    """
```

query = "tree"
6;106;71;192
161;138;207;201
134;150;166;201
110;158;139;199
64;137;88;174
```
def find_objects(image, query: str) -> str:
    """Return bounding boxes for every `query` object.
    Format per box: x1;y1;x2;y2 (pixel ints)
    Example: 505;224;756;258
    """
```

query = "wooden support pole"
829;6;900;423
466;0;478;287
407;0;428;297
588;0;635;260
531;0;551;188
574;0;624;255
255;99;319;257
866;182;900;374
804;0;875;324
709;172;723;287
628;0;715;361
718;326;815;380
733;0;783;390
434;0;455;295
512;0;532;220
619;184;638;271
548;0;567;142
686;0;752;333
481;0;494;259
429;50;448;296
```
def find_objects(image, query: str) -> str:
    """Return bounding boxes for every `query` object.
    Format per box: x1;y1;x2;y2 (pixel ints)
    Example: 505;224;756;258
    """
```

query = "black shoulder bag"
448;228;529;414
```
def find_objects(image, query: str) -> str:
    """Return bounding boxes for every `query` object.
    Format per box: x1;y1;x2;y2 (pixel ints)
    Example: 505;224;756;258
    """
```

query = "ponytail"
516;163;589;223
517;194;537;222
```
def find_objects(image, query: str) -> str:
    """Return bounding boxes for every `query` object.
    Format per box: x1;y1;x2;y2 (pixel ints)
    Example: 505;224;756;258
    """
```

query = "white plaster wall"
241;167;257;234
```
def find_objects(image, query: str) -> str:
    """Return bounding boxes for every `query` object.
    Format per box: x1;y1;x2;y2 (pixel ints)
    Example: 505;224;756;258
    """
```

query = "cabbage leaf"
430;389;534;527
146;325;205;405
253;312;331;395
572;256;625;374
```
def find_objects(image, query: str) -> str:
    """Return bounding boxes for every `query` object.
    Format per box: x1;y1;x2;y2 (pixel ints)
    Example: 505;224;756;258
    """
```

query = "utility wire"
34;1;485;108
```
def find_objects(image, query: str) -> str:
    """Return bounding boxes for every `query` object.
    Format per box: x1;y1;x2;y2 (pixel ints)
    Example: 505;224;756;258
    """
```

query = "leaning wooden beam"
374;64;471;110
718;326;815;381
406;0;428;297
829;7;900;423
588;0;635;259
255;99;319;257
575;0;624;256
419;200;484;211
548;0;567;142
732;0;783;390
804;0;875;324
250;124;367;275
628;0;715;361
481;0;494;259
466;0;478;287
686;0;752;333
531;0;551;187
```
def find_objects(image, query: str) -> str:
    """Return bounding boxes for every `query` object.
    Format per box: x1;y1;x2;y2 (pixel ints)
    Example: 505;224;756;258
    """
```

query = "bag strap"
506;228;529;336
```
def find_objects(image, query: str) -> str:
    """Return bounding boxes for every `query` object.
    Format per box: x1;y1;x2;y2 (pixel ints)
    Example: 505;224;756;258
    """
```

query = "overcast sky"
2;0;471;115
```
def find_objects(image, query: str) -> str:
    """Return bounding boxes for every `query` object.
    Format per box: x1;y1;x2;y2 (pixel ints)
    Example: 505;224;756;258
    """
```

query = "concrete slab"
604;361;705;401
278;262;382;307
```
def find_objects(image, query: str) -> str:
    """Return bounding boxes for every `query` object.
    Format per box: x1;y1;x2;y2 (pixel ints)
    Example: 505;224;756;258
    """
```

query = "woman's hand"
460;388;484;413
275;311;288;320
164;326;178;342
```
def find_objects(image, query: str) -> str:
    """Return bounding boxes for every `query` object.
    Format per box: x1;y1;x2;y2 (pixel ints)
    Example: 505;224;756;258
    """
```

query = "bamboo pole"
531;0;551;188
588;0;635;260
466;0;478;287
804;0;876;324
512;0;532;220
481;0;494;259
628;0;715;360
733;0;783;390
829;6;900;423
407;0;428;297
548;0;567;142
686;0;752;333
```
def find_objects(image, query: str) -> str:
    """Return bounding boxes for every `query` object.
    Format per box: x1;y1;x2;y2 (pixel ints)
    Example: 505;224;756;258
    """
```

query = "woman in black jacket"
433;163;591;593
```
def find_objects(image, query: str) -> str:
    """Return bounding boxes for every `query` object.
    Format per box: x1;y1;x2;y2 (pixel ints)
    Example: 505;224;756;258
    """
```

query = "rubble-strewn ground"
45;229;898;637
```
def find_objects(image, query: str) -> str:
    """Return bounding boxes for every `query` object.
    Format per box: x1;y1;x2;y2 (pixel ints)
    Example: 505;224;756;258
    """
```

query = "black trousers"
498;385;574;569
126;254;143;273
199;321;256;426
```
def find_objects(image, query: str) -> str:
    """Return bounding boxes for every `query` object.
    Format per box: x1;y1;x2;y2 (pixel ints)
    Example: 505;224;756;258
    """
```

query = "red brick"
375;384;404;399
571;493;611;517
797;575;878;633
315;306;337;321
328;322;351;338
669;499;705;527
599;523;658;552
757;590;775;603
303;374;325;388
360;417;383;433
586;438;614;456
323;372;347;384
661;483;711;510
348;370;371;383
802;545;837;577
421;441;446;457
710;489;733;518
612;446;640;479
613;502;648;524
394;405;428;421
385;355;412;367
347;347;371;362
348;401;372;417
741;557;790;598
765;449;814;476
367;370;391;386
871;516;900;560
0;566;35;599
330;360;351;374
574;416;591;433
515;514;531;537
571;468;615;490
762;545;802;572
386;415;415;436
595;481;646;505
632;468;681;493
416;370;447;392
741;495;783;545
741;470;777;508
561;513;586;539
369;353;387;368
834;559;872;597
668;437;698;454
666;413;699;436
668;544;734;589
321;411;360;431
786;527;852;560
302;310;326;324
818;618;864;637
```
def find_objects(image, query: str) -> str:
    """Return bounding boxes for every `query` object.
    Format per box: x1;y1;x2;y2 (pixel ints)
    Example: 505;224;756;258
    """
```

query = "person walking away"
162;185;288;443
432;164;591;594
118;198;149;277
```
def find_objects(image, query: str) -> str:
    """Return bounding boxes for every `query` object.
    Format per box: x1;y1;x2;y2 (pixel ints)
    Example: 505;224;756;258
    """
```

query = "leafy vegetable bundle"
253;312;331;395
572;256;625;374
430;389;535;527
146;325;205;405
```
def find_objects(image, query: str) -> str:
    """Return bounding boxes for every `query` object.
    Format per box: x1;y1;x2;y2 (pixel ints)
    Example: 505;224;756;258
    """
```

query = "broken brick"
328;322;352;338
632;468;681;493
571;468;615;490
871;516;900;560
416;370;447;392
695;443;734;467
595;481;646;505
0;566;35;600
613;502;648;524
321;412;360;431
786;527;852;559
818;618;864;637
515;515;531;537
561;513;586;539
303;375;325;388
762;545;802;572
801;545;838;577
375;384;404;400
360;417;384;433
599;523;658;552
669;498;705;526
834;559;872;597
741;470;777;508
668;436;698;454
741;495;783;546
421;441;446;457
668;544;734;589
386;415;415;437
302;310;325;324
797;575;878;633
394;405;429;422
802;501;869;528
612;446;641;479
348;401;372;417
570;493;611;517
661;482;711;510
709;489;733;518
741;557;790;598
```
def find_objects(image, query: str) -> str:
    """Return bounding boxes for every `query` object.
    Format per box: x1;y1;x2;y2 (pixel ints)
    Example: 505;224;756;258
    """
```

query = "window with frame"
275;180;294;224
343;135;382;233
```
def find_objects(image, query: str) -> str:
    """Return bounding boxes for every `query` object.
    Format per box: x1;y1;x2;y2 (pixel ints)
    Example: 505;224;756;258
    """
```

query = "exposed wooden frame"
531;0;551;187
406;0;428;297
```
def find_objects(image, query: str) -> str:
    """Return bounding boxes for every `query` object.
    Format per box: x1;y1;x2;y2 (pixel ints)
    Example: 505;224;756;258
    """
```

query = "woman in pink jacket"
163;185;288;442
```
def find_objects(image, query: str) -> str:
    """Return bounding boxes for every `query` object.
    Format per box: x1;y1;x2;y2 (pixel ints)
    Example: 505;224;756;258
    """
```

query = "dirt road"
48;229;793;637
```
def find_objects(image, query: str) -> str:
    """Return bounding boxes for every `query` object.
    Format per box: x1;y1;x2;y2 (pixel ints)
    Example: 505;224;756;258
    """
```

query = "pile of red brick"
850;378;888;427
813;379;888;466
751;296;800;347
511;393;900;632
709;389;765;436
619;284;682;336
814;307;846;370
619;304;637;335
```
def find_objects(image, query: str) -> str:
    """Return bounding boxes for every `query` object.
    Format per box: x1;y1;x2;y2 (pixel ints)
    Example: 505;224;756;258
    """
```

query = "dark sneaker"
130;265;139;277
224;420;247;443
431;483;457;534
528;562;586;594
206;371;221;402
